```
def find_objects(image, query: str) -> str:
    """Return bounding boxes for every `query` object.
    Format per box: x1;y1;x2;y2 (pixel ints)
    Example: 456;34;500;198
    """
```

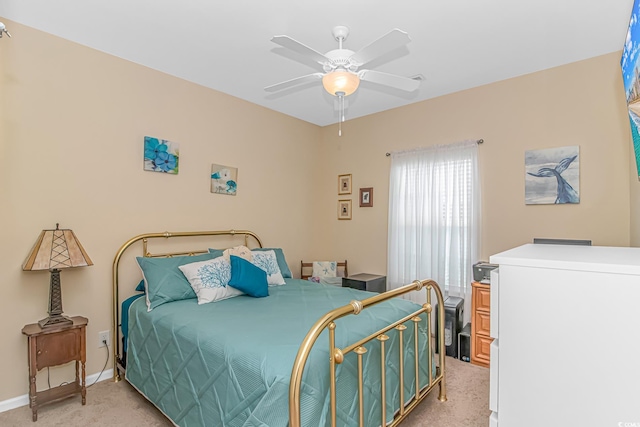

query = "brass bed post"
328;322;338;427
377;333;390;426
432;280;447;402
354;346;367;427
395;324;407;416
426;281;433;388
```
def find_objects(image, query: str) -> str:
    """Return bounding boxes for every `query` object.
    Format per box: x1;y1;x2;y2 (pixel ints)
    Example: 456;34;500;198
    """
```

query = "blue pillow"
207;249;225;258
137;252;218;311
135;280;145;292
229;255;269;298
251;248;292;278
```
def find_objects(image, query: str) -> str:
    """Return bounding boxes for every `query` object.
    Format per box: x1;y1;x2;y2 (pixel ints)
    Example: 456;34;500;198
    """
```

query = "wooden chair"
301;260;348;280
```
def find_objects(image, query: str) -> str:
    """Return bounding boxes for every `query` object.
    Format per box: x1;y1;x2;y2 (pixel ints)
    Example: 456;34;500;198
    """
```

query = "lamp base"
40;268;73;329
38;314;73;329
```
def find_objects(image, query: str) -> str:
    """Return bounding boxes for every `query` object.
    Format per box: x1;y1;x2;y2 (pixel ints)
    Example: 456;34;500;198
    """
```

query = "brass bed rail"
111;229;263;382
289;278;447;427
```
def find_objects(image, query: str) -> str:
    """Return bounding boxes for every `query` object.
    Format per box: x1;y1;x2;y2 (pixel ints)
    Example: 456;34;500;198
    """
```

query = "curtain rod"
385;139;484;156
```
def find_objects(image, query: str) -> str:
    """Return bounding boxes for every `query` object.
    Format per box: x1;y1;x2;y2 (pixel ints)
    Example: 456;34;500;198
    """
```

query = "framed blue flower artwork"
211;164;237;195
144;136;179;174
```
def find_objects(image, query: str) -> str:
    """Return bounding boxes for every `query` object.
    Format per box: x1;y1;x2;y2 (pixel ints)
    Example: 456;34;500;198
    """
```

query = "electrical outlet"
98;330;110;348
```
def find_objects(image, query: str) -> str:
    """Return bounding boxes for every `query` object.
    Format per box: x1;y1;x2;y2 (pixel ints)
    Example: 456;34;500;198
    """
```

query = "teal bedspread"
126;279;431;427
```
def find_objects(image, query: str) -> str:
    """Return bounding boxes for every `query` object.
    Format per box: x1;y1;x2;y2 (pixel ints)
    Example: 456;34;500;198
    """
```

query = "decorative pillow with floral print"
178;256;244;304
251;250;286;286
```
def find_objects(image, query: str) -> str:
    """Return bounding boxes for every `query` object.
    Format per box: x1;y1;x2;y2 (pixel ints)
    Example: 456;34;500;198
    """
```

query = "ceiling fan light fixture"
322;70;360;96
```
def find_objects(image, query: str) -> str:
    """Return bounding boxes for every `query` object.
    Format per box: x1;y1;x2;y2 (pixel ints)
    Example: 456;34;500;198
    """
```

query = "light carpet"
0;357;489;426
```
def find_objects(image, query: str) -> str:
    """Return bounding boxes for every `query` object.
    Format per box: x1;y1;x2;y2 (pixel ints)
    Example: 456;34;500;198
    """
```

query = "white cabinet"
488;244;640;427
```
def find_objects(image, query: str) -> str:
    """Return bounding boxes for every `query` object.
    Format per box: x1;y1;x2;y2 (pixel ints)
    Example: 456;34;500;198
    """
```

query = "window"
387;141;480;304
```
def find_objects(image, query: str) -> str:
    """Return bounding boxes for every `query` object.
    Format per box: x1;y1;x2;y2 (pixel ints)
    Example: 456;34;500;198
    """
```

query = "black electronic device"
533;238;591;246
458;323;471;362
435;296;464;358
473;262;498;283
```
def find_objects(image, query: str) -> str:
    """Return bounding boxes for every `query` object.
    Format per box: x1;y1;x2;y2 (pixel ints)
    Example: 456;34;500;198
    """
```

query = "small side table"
22;316;88;422
342;273;386;293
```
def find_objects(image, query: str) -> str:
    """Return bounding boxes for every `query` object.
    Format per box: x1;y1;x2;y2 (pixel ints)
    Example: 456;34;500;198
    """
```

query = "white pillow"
223;245;253;262
313;261;337;278
178;256;244;304
251;250;286;286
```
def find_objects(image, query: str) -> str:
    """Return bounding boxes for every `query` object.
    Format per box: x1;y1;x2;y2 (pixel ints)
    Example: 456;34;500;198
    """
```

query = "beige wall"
631;145;640;245
0;20;320;402
313;52;632;275
0;19;636;405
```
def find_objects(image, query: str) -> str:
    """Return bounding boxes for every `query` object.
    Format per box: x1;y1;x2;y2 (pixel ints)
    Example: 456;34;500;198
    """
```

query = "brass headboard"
111;229;263;381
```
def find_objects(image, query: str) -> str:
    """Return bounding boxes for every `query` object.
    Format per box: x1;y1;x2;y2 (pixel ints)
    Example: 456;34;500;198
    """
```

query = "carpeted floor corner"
0;357;489;426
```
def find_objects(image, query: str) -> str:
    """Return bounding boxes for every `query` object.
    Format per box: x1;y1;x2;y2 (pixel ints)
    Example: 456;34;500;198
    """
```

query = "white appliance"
488;243;640;427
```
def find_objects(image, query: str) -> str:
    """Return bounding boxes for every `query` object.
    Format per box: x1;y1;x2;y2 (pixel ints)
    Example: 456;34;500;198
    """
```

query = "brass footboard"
289;279;446;427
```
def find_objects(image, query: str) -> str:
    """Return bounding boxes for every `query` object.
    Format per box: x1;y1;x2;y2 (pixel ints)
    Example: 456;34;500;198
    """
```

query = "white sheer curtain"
387;140;480;310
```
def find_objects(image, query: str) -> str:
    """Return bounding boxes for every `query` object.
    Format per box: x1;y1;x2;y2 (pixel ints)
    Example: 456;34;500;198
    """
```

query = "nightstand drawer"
36;329;81;368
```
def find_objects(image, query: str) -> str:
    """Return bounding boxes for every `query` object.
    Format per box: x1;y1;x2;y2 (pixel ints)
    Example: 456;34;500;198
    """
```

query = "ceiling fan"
264;26;421;98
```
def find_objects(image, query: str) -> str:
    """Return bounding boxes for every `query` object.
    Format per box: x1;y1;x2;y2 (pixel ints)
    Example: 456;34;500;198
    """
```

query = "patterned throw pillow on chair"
312;261;337;278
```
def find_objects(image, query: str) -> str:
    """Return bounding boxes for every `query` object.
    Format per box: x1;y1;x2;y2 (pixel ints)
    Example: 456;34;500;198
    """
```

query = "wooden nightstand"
22;316;88;422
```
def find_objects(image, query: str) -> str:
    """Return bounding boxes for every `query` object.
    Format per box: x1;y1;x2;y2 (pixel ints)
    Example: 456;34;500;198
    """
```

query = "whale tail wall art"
525;146;580;205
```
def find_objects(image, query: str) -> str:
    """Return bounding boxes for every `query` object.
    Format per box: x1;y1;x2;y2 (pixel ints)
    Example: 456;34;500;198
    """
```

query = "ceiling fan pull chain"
338;92;345;136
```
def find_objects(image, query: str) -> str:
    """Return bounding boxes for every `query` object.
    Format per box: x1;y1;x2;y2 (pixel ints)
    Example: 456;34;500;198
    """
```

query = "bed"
112;230;446;427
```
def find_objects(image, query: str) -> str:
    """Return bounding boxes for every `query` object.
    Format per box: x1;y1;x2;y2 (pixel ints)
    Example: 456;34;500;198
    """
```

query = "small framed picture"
144;136;179;174
211;164;238;196
338;174;352;195
359;187;373;207
338;199;352;220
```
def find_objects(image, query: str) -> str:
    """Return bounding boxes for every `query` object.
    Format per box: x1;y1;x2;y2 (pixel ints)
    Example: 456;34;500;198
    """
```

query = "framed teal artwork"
211;164;237;195
144;136;179;174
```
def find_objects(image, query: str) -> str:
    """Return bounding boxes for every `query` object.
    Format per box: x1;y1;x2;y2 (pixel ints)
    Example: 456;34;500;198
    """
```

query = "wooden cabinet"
471;281;492;367
22;316;88;421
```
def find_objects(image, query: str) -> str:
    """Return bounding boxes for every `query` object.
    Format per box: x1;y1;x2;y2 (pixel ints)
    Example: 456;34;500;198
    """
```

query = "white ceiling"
0;1;634;126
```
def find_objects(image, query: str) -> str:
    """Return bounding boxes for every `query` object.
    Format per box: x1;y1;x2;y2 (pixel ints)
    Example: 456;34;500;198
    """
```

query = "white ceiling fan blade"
358;69;421;92
350;29;411;66
271;35;331;65
264;73;324;92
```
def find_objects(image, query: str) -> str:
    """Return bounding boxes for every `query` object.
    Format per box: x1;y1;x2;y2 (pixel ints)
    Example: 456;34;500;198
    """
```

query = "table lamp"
22;224;93;328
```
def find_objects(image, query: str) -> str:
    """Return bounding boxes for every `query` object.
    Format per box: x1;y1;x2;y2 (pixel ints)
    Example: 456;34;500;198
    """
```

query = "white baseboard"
0;369;113;414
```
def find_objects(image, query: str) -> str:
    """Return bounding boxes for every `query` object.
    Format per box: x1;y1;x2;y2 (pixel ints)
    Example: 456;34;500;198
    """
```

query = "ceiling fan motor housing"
323;49;358;73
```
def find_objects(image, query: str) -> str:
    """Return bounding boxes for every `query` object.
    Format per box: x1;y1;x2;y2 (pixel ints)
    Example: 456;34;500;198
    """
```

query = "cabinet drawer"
474;285;491;311
473;334;493;365
36;329;81;369
474;310;491;336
